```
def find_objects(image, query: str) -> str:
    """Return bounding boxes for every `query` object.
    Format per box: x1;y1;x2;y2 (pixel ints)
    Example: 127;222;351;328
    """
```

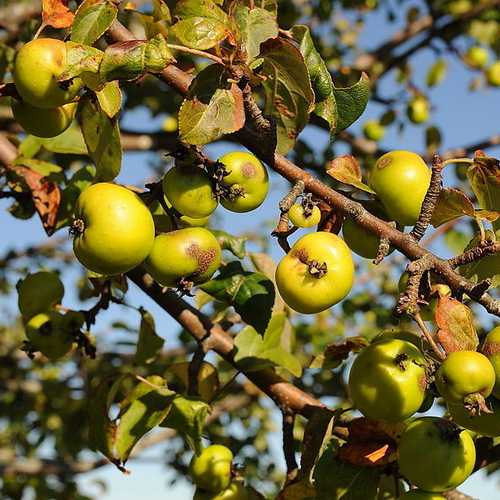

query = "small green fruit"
149;198;210;233
162;165;217;219
482;326;500;399
465;46;489;69
25;312;74;360
435;351;495;403
73;183;155;275
17;271;64;320
145;228;221;287
218;151;269;213
407;97;430;124
369;151;431;226
14;38;82;108
486;61;500;87
362;120;385;141
448;397;500;437
189;445;233;493
12;100;76;138
288;203;321;228
398;417;476;492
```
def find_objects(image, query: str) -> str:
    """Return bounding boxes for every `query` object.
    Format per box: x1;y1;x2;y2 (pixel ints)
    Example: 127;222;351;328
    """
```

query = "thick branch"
126;268;328;419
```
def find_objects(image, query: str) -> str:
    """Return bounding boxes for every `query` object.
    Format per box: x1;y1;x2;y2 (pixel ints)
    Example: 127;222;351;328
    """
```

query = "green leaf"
57;165;96;229
78;97;122;182
19;122;87;157
135;309;165;365
71;0;118;46
466;155;500;231
178;64;245;146
172;0;232;50
96;81;122;119
259;38;315;154
200;261;275;333
13;158;62;177
100;35;174;82
314;440;379;500
211;229;247;259
332;73;370;133
59;42;103;81
233;313;302;377
325;155;375;194
291;25;337;131
152;0;171;22
459;229;500;288
114;376;175;463
38;123;88;156
160;396;210;453
235;5;278;62
431;188;475;227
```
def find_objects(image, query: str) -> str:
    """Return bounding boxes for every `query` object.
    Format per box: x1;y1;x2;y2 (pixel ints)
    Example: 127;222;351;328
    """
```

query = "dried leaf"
435;296;479;353
326;155;375;194
11;164;61;235
310;336;368;369
42;0;74;29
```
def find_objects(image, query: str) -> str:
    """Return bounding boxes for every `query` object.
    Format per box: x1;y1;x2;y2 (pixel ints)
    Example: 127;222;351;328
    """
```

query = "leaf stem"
414;313;446;360
442;158;474;167
166;44;224;65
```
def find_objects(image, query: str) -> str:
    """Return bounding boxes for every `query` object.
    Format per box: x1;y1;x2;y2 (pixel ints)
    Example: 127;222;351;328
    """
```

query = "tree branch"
410;154;444;241
126;267;330;419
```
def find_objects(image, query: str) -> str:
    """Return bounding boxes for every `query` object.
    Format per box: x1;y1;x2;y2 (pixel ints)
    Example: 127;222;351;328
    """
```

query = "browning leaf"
310;336;368;369
435;296;479;353
11;165;61;235
326;155;375;194
42;0;75;29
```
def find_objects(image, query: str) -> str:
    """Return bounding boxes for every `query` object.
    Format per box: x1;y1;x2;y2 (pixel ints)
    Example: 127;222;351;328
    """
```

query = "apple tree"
0;0;499;498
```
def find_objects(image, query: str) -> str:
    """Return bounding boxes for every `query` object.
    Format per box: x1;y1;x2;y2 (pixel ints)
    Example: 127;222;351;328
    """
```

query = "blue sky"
2;2;500;499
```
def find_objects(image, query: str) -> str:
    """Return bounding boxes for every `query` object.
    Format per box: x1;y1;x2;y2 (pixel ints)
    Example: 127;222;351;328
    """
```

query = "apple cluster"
11;39;81;137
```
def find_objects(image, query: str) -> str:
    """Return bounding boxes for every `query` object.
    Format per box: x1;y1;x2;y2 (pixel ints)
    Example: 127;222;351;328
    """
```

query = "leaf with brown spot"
178;64;245;145
430;188;475;227
310;336;368;369
435;296;478;353
326;155;375;194
42;0;75;29
339;442;395;467
11;165;61;235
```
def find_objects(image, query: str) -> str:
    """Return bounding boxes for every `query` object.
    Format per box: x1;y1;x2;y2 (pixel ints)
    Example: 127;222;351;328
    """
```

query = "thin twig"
166;43;223;64
282;411;298;483
414;313;446;360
